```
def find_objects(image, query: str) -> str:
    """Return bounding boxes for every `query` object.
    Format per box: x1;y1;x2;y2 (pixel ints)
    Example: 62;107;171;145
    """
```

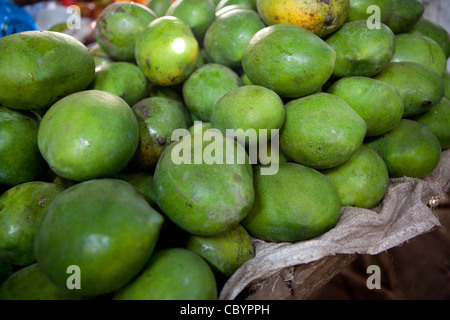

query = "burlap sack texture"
219;149;450;300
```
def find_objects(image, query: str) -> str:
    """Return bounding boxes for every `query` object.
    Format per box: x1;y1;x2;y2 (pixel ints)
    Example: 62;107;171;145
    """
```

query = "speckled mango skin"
186;224;254;278
154;133;254;236
367;119;441;178
242;24;336;98
94;2;157;61
135;16;199;86
391;33;447;76
256;0;350;37
0;31;95;110
130;97;189;171
0;182;65;266
374;62;445;118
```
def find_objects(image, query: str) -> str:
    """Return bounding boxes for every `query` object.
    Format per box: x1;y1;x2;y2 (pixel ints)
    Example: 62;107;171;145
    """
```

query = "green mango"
129;97;189;171
327;76;404;137
113;171;157;208
0;181;65;266
113;248;217;300
34;179;164;297
186;224;254;278
391;33;447;76
154;132;254;236
374;62;445;118
183;63;243;121
444;72;450;100
325;20;396;78
280;92;367;169
89;43;114;67
242;24;336;98
412;97;450;150
242;162;342;243
322;144;389;209
367;119;441;178
0;264;86;300
0;31;95;110
384;0;424;34
203;8;265;69
94;2;157;61
166;0;216;43
216;0;256;11
410;18;450;58
37;90;139;182
147;0;172;16
0;107;46;186
135;16;199;86
210;85;285;145
346;0;391;22
89;62;148;106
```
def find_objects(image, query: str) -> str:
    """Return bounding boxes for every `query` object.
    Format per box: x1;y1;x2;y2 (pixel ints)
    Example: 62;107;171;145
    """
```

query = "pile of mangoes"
0;0;449;300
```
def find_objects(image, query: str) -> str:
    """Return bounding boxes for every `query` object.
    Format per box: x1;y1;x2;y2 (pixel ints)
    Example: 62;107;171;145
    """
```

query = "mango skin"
327;76;404;137
410;18;450;59
34;179;164;298
154;133;255;236
148;0;172;16
186;224;254;278
256;0;350;38
113;171;157;207
130;97;189;171
384;0;424;34
322;144;389;209
94;2;157;61
113;248;217;300
183;63;243;122
347;0;391;22
37;90;139;182
242;162;342;243
203;8;265;69
444;72;450;100
90;62;149;107
210;85;285;145
374;62;445;118
325;20;396;78
0;107;46;186
412;97;450;150
242;24;336;98
135;16;199;86
391;33;447;76
367;119;441;178
280;93;367;169
0;31;95;110
0;182;65;266
0;263;86;300
166;0;216;43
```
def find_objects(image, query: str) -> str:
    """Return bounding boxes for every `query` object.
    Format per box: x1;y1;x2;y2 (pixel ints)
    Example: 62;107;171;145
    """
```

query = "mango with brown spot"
256;0;350;37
